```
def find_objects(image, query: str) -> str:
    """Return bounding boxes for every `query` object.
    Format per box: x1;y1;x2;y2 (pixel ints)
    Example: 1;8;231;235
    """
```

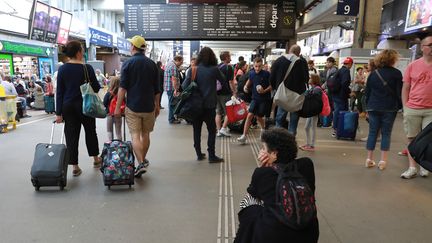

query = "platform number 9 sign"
336;0;359;16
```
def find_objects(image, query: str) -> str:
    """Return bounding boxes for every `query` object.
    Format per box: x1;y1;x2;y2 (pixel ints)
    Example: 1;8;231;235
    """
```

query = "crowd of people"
5;33;430;242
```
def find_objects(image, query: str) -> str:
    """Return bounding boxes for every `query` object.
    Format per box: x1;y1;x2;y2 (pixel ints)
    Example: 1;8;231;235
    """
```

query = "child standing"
103;76;124;141
237;57;272;144
300;74;322;152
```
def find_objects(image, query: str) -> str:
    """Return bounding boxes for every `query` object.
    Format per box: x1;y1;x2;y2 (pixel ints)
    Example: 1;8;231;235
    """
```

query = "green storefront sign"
0;40;52;57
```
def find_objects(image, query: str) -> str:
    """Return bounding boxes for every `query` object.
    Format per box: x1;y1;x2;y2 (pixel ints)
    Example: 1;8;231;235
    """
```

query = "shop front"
0;40;55;79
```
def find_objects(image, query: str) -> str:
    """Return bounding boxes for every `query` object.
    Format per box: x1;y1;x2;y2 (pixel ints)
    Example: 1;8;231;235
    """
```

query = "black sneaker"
135;160;149;178
197;153;206;161
209;155;224;163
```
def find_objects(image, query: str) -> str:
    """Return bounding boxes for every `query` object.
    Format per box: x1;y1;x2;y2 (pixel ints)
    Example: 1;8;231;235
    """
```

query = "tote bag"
80;64;107;118
273;55;304;112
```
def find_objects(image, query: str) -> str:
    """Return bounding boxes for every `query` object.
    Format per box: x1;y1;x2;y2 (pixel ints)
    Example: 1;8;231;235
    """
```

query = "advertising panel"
45;6;62;43
0;0;34;36
30;1;50;42
405;0;432;32
38;57;53;78
57;11;72;45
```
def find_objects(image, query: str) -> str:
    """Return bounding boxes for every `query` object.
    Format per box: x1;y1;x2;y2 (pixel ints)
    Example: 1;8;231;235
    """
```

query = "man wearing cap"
114;35;161;178
330;57;353;137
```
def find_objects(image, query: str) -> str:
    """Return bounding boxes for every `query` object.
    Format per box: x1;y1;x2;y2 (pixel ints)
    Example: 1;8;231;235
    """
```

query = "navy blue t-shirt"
120;53;160;113
249;70;271;101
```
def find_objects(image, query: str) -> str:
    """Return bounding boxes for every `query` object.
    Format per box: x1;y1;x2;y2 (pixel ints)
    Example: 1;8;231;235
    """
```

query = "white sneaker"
219;127;231;137
401;167;418;179
216;131;223;137
419;167;429;177
237;134;246;144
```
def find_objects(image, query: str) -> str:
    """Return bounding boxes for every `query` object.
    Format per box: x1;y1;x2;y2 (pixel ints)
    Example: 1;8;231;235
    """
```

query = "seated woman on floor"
234;127;319;243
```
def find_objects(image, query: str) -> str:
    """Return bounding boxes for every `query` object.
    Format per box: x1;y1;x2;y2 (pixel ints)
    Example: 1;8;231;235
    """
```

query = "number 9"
344;5;350;14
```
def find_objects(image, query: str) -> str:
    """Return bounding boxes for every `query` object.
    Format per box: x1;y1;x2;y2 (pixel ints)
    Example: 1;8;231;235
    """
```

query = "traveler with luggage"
327;57;353;137
234;128;319;243
44;76;55;113
103;76;123;141
114;35;161;178
181;47;224;163
164;55;184;124
56;40;102;177
237;57;272;144
400;34;432;179
364;49;403;170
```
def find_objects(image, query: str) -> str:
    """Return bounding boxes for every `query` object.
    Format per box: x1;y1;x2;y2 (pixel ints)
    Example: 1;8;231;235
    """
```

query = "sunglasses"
423;43;432;47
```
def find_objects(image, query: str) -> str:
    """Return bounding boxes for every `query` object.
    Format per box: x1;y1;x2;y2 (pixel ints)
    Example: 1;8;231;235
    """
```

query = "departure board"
124;1;296;40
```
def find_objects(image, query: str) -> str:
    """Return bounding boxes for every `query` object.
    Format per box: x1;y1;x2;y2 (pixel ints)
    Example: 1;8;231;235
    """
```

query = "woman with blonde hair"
364;49;402;170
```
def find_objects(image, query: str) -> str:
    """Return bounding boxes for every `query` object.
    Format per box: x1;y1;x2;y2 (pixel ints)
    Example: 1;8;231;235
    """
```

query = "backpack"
298;89;323;118
326;70;341;94
320;88;331;116
270;161;317;230
408;122;432;172
108;94;125;115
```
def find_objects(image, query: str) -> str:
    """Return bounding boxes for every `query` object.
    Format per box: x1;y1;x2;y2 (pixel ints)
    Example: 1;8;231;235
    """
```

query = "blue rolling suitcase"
44;95;55;114
336;111;359;140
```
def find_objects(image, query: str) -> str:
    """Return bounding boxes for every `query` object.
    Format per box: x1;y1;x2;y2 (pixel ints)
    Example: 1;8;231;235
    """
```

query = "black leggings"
192;108;217;157
62;103;100;164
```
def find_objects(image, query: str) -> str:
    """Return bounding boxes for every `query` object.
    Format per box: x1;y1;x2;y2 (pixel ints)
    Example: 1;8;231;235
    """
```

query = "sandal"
365;159;376;168
378;161;387;170
72;168;82;177
93;158;102;168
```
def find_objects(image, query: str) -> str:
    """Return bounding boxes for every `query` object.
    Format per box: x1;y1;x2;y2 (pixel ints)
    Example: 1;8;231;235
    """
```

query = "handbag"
273;55;305;112
225;98;248;123
80;64;107;118
173;67;204;121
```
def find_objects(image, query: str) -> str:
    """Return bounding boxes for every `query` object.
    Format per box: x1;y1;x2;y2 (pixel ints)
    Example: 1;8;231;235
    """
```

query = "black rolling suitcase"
31;121;69;191
100;116;135;189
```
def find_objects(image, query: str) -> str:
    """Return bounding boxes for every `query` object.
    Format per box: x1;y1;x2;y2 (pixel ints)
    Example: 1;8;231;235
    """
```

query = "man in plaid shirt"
164;55;184;124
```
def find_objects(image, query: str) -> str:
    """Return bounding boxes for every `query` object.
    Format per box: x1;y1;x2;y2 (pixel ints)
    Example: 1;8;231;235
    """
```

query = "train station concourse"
1;0;432;242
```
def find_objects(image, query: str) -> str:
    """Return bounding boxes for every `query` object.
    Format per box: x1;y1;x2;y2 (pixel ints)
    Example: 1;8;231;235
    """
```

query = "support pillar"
353;0;383;49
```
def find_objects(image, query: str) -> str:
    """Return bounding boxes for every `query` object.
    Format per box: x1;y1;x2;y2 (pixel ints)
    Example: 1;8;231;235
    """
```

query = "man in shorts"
216;51;235;137
115;35;161;178
400;34;432;179
237;57;272;144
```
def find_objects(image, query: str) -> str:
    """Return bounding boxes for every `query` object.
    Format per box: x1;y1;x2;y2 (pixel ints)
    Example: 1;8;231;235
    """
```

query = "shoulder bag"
80;64;107;118
375;70;402;109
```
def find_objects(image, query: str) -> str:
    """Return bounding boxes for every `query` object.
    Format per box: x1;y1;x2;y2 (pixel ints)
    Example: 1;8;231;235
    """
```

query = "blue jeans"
275;107;300;136
332;97;348;129
366;111;397;151
167;90;175;122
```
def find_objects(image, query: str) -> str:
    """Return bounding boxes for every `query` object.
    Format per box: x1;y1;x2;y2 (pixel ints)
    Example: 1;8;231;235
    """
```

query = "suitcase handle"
110;115;127;141
50;120;65;144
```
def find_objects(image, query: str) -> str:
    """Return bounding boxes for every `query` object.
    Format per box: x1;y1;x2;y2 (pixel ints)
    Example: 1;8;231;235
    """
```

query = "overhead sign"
0;40;53;57
116;37;131;52
57;11;72;45
30;1;50;42
336;0;360;16
44;6;62;43
88;27;113;47
0;0;34;36
124;1;296;40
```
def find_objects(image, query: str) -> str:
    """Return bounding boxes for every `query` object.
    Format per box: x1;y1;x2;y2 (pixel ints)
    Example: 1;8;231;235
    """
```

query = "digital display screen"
0;0;34;35
57;11;72;45
125;1;296;40
44;6;62;43
405;0;432;32
30;1;50;42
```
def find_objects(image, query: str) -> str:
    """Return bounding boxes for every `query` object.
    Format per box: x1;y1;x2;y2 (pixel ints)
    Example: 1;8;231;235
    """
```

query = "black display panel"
124;1;296;40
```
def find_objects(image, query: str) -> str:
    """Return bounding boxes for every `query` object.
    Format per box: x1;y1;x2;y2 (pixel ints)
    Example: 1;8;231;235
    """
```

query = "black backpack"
408;122;432;172
270;160;317;230
298;89;323;118
326;70;341;94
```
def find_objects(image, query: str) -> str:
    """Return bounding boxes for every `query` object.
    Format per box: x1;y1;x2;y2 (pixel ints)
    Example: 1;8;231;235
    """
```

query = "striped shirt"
164;61;179;92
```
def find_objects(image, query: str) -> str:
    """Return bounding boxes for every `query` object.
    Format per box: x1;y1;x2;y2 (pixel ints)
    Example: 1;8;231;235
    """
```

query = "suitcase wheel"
129;184;132;189
35;186;40;191
108;185;111;190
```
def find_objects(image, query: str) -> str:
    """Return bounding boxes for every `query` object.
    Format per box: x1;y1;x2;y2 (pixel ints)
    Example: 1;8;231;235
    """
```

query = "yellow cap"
127;35;146;50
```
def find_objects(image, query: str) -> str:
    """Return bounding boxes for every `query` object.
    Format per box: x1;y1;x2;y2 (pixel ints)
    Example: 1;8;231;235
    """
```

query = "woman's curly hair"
261;128;298;163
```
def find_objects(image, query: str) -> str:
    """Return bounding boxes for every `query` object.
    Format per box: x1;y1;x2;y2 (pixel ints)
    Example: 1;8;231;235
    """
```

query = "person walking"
103;76;123;141
156;61;165;109
181;47;224;163
164;55;184;124
55;40;102;176
114;35;161;178
364;49;403;170
216;51;235;137
400;34;432;179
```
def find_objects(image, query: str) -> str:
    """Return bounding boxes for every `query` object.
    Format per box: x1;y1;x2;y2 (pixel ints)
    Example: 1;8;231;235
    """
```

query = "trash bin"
5;95;17;131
